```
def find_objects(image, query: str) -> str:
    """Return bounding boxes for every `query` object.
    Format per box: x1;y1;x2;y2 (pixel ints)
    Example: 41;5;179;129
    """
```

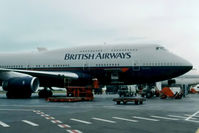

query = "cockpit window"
156;46;166;51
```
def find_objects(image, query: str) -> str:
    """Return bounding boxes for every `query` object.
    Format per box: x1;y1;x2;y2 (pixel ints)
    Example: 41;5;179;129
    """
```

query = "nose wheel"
38;87;53;98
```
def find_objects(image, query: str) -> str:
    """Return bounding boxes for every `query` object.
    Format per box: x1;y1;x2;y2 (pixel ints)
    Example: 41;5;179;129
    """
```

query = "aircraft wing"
0;68;79;80
0;68;80;98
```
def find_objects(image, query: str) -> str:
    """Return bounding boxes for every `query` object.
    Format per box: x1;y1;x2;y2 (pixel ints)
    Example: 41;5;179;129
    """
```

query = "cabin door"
132;60;140;71
83;62;90;71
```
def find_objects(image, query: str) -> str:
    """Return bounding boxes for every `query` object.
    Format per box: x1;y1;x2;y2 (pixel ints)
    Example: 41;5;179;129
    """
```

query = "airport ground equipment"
113;96;146;105
189;85;199;94
94;88;103;94
106;85;119;94
189;88;198;94
140;89;160;98
118;85;137;97
160;87;183;99
138;85;160;98
47;86;94;102
138;84;160;98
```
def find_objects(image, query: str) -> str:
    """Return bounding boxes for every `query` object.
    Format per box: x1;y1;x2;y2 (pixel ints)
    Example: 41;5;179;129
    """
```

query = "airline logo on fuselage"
64;52;132;60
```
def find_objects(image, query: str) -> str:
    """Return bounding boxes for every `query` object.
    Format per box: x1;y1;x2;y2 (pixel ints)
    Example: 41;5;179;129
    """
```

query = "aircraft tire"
146;92;152;98
117;101;120;104
39;89;53;98
6;91;15;99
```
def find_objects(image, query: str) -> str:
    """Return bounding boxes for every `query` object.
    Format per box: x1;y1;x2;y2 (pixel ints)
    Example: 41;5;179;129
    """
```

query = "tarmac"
1;93;199;133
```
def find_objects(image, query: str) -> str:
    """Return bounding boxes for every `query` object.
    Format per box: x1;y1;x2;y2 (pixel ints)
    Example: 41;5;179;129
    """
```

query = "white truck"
118;85;137;97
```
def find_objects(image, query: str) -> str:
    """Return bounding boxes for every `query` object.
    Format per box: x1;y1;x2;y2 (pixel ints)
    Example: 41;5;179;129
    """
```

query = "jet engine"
2;77;40;98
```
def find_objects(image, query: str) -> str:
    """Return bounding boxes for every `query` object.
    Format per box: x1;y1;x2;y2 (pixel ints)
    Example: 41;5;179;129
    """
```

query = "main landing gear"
38;87;53;98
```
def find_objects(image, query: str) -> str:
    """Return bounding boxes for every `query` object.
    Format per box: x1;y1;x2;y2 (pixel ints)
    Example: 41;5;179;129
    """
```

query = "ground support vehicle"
106;85;119;94
113;97;146;105
118;85;137;97
138;84;160;98
189;84;199;94
47;86;94;102
160;87;183;99
94;88;103;94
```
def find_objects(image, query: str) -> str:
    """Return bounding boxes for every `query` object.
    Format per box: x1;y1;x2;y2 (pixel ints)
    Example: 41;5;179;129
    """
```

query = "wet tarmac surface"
0;93;199;133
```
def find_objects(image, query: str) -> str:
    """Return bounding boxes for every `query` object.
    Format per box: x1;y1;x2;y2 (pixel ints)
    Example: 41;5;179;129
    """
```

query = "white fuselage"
0;44;193;86
0;44;191;69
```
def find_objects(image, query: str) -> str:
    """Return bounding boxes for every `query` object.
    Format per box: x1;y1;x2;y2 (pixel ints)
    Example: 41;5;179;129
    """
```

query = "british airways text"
64;52;131;60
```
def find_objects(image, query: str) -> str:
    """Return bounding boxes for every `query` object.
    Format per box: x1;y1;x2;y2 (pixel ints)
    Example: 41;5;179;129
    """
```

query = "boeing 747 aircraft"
0;44;192;98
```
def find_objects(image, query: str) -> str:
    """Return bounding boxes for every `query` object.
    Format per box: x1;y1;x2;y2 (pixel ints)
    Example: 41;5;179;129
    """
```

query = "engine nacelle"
2;77;40;92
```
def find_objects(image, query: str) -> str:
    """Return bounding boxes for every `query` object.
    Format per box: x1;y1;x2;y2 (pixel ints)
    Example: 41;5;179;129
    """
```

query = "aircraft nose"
181;59;193;73
185;60;193;68
175;56;193;76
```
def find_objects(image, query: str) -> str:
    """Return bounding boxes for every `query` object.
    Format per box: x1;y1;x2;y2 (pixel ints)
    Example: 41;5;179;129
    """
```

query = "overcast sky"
0;0;198;69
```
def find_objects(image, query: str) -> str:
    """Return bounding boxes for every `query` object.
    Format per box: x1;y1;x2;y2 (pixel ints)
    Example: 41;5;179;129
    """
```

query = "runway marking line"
185;111;199;121
112;117;138;122
168;115;197;120
66;130;82;133
184;114;199;118
92;117;116;123
33;110;83;132
0;109;32;111
45;116;55;120
58;124;71;128
51;120;63;124
133;116;159;122
22;120;39;127
0;121;10;127
39;112;45;114
151;116;179;121
70;118;92;124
